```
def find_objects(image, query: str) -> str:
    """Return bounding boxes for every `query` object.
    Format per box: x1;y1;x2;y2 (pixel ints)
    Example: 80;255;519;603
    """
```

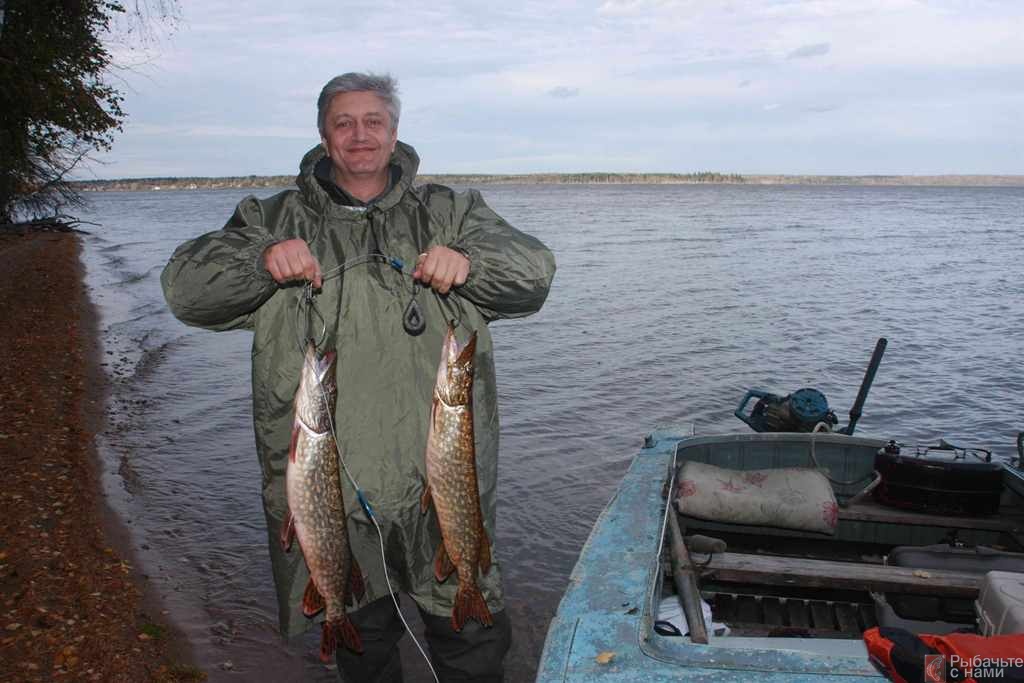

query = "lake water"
78;183;1024;681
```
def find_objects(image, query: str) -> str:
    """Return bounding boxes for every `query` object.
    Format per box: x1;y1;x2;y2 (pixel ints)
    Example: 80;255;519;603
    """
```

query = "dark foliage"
0;0;126;223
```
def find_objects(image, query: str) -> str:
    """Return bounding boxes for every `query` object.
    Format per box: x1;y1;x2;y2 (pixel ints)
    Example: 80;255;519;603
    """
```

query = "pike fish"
421;325;494;632
281;341;364;660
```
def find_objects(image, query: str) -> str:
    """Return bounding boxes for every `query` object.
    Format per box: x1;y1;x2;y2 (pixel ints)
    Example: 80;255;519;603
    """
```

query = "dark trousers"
335;595;511;683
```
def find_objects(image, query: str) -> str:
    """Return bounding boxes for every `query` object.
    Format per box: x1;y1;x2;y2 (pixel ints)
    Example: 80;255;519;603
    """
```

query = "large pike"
281;341;364;660
421;325;494;632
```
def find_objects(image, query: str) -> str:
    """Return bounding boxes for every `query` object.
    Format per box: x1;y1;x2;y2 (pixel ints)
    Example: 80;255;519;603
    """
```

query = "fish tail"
452;584;493;632
338;615;363;654
319;617;363;661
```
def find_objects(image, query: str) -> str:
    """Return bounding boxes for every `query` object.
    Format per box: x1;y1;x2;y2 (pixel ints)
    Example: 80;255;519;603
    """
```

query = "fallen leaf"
912;570;932;578
596;651;615;665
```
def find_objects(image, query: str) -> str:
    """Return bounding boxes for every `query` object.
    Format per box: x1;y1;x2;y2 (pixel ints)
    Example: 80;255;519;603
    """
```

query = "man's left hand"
413;246;470;295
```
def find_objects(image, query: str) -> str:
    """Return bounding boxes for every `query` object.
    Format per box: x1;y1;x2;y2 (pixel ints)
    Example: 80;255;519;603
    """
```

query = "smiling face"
320;90;398;193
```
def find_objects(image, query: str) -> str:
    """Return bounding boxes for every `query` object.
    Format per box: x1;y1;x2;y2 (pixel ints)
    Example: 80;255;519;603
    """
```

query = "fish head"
434;325;476;407
296;341;338;431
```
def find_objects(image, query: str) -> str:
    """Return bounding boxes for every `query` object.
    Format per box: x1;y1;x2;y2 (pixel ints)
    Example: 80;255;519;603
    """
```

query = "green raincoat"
161;142;555;637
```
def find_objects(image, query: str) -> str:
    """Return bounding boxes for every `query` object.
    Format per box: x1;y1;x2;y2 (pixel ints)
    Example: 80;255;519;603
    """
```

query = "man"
161;72;555;681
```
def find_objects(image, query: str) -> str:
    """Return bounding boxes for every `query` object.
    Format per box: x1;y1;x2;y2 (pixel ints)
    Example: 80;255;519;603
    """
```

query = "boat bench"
838;500;1024;533
704;551;982;598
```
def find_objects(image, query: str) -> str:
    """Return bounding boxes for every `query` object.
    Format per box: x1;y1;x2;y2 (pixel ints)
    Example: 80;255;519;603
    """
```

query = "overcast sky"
88;0;1024;178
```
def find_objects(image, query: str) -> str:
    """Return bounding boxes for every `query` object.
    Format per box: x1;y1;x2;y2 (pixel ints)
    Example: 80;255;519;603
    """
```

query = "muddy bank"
0;231;201;682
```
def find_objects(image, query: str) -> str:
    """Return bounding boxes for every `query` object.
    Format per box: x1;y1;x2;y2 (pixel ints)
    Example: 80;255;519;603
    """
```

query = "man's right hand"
263;239;322;289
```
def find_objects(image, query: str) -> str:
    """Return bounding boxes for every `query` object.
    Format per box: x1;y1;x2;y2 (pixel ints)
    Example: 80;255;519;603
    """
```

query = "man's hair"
317;72;401;136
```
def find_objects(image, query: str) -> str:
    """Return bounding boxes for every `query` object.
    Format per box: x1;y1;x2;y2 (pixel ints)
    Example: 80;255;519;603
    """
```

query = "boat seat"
882;544;1024;627
705;552;982;598
888;544;1024;574
838;500;1021;533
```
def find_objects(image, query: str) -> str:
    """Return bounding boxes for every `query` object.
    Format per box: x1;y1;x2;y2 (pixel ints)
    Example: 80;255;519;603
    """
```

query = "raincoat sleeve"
449;189;556;321
161;195;280;331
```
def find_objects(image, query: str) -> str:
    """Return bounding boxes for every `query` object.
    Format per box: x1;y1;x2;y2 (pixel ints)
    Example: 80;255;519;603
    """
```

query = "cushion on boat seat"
675;461;838;535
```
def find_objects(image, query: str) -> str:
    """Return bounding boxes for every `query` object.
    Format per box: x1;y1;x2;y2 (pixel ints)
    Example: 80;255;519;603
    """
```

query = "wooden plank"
810;601;835;630
712;593;736;621
838;500;1020;532
834;603;860;634
762;597;785;626
858;603;878;629
786;599;810;628
706;552;982;598
667;509;709;643
735;596;761;623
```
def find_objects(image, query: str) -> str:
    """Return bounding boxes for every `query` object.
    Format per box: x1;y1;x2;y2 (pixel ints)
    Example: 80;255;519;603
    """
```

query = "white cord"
365;501;440;683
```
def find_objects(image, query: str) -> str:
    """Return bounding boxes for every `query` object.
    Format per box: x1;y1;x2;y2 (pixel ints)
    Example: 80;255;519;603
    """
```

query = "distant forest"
72;172;1024;192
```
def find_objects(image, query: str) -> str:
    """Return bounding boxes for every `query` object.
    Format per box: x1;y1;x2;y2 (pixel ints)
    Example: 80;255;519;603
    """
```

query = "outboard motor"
735;387;837;433
735;338;887;435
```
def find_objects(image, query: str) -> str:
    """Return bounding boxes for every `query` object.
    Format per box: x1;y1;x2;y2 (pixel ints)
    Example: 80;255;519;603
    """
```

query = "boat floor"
709;592;878;638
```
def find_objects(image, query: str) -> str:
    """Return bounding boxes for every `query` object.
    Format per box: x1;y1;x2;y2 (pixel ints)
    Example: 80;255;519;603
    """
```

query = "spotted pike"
421;325;494;632
281;341;364;660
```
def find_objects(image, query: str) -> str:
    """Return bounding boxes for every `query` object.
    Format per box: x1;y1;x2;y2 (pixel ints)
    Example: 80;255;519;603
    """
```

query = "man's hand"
263;239;322;289
413;246;470;295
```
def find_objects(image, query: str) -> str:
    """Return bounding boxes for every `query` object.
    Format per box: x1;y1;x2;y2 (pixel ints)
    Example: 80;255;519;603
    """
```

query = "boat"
535;427;1024;681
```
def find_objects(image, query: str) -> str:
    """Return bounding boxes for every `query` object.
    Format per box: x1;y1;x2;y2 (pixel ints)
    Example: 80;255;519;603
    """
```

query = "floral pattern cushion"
675;461;839;535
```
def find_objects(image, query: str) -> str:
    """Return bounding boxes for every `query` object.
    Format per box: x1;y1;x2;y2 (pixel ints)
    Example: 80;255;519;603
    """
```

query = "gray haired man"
162;72;556;681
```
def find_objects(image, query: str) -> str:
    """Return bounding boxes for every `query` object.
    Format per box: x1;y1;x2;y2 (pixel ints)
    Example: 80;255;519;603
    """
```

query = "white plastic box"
976;571;1024;636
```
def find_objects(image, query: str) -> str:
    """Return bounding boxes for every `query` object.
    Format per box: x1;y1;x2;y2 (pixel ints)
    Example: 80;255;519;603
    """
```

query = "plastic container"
976;571;1024;636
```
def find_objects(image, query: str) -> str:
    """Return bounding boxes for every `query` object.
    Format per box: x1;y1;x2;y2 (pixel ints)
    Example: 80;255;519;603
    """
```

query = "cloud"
547;86;580;99
787;42;830;59
804;104;840;113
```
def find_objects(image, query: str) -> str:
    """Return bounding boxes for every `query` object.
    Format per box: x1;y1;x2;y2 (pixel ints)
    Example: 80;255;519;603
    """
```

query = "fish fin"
433;540;456;583
280;510;295;552
478;524;492;575
321;617;363;660
302;577;325;617
288;424;299;463
452;584;493;632
430;396;440;430
420;483;433;514
346;558;365;606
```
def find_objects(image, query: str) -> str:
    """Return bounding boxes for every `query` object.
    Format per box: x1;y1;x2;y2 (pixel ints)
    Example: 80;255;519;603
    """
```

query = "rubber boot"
418;608;511;683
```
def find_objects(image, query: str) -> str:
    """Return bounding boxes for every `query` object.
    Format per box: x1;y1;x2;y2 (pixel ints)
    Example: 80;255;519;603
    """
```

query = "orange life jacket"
864;626;1024;682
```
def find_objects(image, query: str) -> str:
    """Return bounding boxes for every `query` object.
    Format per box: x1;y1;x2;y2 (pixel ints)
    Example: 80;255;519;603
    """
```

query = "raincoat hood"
296;141;420;213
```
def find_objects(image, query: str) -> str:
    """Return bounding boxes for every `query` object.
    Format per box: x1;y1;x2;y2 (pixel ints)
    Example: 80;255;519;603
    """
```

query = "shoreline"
71;172;1024;192
0;232;201;681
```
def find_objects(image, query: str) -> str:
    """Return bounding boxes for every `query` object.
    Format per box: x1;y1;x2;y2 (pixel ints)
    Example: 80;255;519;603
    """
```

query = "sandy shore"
0;232;202;681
